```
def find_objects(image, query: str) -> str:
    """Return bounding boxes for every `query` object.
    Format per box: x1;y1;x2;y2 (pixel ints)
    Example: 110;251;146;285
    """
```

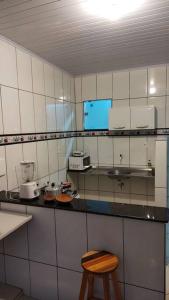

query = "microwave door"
83;156;90;168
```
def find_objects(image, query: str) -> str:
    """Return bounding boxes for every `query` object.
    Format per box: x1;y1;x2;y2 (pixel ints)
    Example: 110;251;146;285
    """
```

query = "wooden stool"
79;250;122;300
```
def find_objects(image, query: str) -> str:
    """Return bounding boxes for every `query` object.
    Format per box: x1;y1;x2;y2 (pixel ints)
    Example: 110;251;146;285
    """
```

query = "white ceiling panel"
0;0;168;74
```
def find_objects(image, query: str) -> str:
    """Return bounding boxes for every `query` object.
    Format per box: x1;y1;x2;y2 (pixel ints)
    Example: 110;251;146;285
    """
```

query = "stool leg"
103;274;111;300
111;271;122;300
87;274;94;299
79;271;88;300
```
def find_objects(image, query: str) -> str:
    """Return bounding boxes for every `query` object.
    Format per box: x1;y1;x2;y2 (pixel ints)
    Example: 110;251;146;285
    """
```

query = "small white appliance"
20;161;39;199
69;155;90;171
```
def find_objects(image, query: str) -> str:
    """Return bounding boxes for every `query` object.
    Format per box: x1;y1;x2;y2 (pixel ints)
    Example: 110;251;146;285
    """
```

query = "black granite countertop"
0;191;168;223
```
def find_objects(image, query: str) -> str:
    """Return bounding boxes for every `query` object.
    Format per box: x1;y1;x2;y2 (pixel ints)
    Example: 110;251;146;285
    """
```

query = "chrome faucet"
148;160;152;168
120;154;123;164
118;180;124;191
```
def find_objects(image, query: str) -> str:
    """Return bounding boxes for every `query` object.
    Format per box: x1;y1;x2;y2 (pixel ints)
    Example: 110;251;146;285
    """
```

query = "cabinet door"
131;105;156;129
124;219;165;292
109;107;130;130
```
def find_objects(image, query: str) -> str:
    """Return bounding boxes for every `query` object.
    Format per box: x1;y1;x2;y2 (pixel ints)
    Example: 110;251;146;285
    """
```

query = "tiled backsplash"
0;36;76;191
72;136;156;206
73;135;167;207
74;66;169;207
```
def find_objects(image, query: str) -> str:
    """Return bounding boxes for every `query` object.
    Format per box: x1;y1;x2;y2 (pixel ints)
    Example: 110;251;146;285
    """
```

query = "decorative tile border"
0;128;168;146
0;132;69;146
75;129;157;137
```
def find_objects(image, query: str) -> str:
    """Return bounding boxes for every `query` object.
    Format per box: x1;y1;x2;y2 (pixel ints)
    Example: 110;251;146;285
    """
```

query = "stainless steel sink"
107;168;131;176
68;166;155;178
107;167;155;178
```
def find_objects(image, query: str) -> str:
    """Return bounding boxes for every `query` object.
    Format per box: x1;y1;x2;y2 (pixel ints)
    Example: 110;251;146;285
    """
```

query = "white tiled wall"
74;65;169;207
0;33;168;207
0;36;76;191
75;65;169;130
1;86;21;134
0;39;18;88
19;90;35;133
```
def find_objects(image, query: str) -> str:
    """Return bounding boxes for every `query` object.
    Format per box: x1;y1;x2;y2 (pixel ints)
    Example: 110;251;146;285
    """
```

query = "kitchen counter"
0;190;168;300
0;210;32;240
0;190;168;223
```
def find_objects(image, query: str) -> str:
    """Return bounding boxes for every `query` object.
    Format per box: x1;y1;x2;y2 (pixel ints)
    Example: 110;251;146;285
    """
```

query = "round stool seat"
81;250;119;274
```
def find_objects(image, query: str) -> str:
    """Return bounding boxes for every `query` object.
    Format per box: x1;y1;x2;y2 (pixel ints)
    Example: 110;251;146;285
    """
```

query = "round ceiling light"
83;0;145;21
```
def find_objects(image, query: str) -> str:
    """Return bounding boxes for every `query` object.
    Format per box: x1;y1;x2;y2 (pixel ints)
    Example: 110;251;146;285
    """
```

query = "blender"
20;161;39;199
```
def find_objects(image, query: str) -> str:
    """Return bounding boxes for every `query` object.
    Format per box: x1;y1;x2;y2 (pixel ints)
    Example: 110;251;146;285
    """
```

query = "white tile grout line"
0;83;76;103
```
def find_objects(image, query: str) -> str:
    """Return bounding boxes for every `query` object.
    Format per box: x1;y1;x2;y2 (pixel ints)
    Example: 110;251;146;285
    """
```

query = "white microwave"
69;155;90;171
